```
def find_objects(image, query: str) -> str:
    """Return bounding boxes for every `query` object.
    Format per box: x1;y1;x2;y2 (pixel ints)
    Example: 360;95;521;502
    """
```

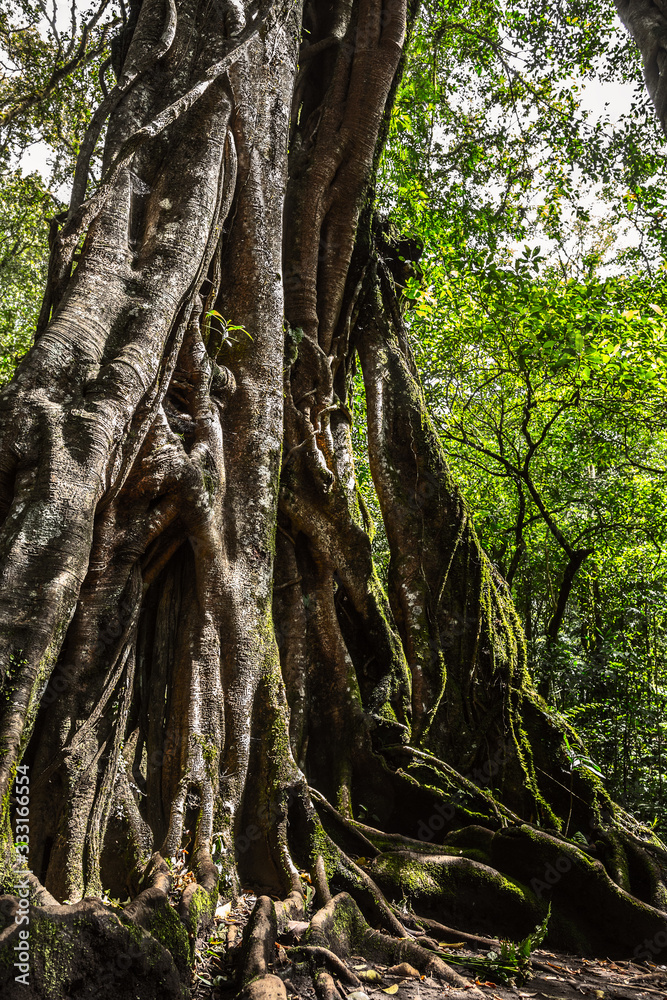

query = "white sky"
578;79;637;123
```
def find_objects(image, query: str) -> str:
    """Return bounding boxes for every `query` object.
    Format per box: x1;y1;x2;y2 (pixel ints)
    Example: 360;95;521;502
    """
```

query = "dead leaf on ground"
387;964;420;979
358;969;382;983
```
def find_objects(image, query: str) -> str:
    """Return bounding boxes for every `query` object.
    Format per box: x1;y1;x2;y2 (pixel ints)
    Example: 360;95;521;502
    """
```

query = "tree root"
313;971;345;1000
285;945;362;986
0;895;185;999
397;909;500;950
327;835;408;938
241;975;288;1000
304;891;484;994
4;766;667;998
238;896;289;1000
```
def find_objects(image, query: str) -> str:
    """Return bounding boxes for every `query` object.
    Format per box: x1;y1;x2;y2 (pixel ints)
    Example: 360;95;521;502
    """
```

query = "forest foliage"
2;0;667;835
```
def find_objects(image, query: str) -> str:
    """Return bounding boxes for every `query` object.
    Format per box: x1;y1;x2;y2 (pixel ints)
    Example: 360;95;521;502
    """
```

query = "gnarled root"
0;895;185;1000
304;891;480;992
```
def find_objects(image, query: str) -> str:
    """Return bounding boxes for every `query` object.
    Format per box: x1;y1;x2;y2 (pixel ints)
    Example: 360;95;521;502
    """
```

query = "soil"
189;893;667;1000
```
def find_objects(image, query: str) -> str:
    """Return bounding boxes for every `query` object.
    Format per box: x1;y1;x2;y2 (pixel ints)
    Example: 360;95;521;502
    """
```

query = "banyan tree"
1;0;667;996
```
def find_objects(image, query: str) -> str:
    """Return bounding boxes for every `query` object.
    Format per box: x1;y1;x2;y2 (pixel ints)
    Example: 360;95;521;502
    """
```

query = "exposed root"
275;891;306;931
237;896;290;1000
242;896;280;982
285;944;362;986
0;895;185;999
397;909;500;950
305;891;484;994
310;787;381;858
328;836;408;938
177;846;218;939
313;971;345;1000
23;871;58;908
241;975;288;1000
312;854;333;906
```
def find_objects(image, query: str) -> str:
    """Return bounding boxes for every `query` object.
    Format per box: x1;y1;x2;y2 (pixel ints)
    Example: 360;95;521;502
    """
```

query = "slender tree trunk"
545;547;593;644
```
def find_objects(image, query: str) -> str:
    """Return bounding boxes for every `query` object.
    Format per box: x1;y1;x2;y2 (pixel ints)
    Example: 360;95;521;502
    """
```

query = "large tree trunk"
0;0;666;996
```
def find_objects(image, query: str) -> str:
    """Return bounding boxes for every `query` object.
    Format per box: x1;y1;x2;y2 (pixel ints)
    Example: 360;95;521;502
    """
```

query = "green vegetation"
365;0;667;836
430;905;551;985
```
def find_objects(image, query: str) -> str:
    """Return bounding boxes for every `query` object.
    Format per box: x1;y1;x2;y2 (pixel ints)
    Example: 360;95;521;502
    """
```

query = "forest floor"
189;892;667;1000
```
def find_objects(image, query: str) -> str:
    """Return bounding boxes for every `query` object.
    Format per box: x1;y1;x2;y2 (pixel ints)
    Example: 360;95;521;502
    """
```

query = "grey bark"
615;0;667;135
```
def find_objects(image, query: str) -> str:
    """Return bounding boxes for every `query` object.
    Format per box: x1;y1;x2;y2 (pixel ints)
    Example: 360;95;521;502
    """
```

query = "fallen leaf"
387;964;420;979
286;920;309;939
382;986;399;994
358;969;382;983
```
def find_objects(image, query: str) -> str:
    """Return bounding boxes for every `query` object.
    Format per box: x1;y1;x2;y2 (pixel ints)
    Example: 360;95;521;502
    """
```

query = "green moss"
602;831;631;891
142;903;192;970
182;884;215;939
0;842;27;900
310;824;340;881
374;852;440;896
202;469;216;500
356;485;376;541
192;734;219;782
31;910;76;997
369;850;543;933
330;897;358;941
376;701;398;724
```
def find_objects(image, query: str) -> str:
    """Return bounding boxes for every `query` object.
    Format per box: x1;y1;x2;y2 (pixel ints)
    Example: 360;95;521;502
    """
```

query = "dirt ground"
189;893;667;1000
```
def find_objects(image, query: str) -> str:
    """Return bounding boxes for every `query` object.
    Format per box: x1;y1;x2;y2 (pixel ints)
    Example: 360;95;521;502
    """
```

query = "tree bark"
0;0;666;996
615;0;667;136
545;547;593;644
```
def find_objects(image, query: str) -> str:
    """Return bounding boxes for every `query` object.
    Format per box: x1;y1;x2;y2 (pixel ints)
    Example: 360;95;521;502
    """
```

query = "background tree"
0;0;117;381
367;0;667;838
394;245;667;832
